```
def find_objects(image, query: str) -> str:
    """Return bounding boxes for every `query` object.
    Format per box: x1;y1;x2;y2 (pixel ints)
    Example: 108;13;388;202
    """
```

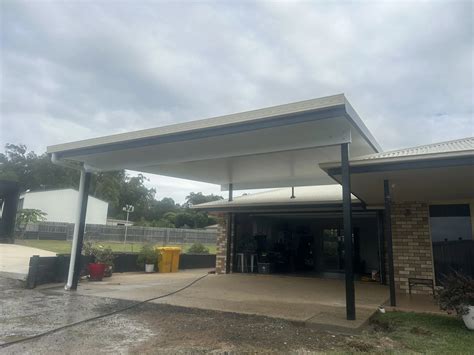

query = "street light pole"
122;204;134;244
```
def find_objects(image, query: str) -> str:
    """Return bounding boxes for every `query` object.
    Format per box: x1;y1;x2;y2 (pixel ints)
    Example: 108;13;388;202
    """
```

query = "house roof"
354;136;473;160
46;94;381;190
321;137;474;170
193;185;358;210
320;137;474;205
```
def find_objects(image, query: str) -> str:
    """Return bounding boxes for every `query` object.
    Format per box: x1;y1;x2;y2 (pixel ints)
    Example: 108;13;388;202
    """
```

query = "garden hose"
0;272;209;349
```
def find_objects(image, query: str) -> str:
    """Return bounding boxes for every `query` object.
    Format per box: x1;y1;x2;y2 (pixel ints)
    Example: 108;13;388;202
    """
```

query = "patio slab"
385;293;443;314
64;270;389;331
0;244;56;280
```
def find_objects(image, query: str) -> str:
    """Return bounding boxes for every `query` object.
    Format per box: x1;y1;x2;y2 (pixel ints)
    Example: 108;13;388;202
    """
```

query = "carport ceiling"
47;94;380;190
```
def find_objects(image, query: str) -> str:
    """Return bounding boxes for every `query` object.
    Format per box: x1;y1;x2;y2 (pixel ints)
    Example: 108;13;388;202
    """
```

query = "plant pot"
462;305;474;330
104;265;113;277
88;263;106;281
145;264;155;273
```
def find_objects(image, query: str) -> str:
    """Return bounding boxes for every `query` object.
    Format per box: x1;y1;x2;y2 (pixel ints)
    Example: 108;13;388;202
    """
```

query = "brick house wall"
391;202;435;294
215;213;235;274
215;215;227;274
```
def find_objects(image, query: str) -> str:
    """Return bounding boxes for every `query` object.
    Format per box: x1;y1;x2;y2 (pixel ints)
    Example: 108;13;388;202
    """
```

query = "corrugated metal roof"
193;185;358;209
352;137;474;161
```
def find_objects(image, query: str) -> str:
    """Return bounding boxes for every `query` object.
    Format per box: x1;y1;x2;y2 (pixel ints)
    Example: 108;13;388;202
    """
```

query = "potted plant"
437;271;474;330
137;244;157;273
95;245;115;277
83;242;115;281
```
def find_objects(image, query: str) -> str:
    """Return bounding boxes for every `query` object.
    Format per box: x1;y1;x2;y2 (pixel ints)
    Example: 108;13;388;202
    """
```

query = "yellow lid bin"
156;247;181;273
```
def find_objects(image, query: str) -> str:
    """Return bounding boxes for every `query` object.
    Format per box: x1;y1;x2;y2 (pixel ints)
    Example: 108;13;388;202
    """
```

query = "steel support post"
66;170;91;290
377;210;387;285
341;143;355;320
384;179;397;306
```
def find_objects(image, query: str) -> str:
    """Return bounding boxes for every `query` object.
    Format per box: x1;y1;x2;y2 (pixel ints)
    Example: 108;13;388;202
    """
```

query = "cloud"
1;0;472;202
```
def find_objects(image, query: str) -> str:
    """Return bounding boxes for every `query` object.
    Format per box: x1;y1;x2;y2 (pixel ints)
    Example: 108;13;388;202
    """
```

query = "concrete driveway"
0;244;56;280
64;270;389;331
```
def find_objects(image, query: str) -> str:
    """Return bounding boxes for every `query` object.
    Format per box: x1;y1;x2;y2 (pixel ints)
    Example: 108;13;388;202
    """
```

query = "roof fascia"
343;98;382;153
325;155;474;176
52;105;347;159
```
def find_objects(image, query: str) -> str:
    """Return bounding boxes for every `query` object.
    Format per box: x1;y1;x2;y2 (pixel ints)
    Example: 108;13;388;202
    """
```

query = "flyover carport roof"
47;94;381;191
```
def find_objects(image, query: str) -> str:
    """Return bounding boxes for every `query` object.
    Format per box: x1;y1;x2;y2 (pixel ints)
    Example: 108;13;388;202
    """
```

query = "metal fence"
432;240;474;284
24;221;217;245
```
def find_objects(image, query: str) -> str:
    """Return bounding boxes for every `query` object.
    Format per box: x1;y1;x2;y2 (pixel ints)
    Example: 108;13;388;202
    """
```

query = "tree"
16;208;47;238
146;197;179;221
162;212;177;225
184;192;223;207
1;144;224;228
152;219;175;228
174;212;196;228
116;174;156;221
0;143;79;191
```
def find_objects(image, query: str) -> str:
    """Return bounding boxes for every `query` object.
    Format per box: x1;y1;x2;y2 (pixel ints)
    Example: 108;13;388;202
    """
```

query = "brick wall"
391;202;435;294
215;214;228;274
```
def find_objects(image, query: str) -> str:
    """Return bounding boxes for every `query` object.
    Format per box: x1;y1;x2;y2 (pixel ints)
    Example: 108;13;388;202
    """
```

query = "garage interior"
232;211;383;282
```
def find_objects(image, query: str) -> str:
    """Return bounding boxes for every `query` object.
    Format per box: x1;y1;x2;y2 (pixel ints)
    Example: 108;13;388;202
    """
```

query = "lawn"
366;311;473;353
15;239;217;255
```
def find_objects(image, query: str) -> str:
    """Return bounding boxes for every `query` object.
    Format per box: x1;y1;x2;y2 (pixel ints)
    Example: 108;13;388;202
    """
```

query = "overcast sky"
1;1;472;203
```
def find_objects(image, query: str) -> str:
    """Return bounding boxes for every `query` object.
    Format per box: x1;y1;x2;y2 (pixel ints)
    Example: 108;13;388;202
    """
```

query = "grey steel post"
384;180;396;306
341;143;355;320
66;170;91;290
377;210;386;285
228;183;233;202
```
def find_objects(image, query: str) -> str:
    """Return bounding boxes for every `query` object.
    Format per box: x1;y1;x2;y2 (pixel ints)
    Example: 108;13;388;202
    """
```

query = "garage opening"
233;212;381;280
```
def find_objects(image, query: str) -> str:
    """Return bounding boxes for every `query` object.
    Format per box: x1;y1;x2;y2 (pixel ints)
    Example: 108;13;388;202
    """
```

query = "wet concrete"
0;277;138;348
0;276;402;353
385;293;443;314
0;244;56;280
66;271;389;330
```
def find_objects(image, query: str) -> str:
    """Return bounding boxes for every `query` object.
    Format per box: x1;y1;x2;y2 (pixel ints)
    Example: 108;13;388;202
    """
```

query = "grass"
15;239;217;255
367;311;473;353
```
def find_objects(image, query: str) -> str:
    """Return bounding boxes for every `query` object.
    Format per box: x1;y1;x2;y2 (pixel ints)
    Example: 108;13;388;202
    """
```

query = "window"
429;204;472;242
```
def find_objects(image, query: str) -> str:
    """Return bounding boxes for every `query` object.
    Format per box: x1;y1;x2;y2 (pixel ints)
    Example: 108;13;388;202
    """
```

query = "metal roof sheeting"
353;137;474;161
193;185;358;209
319;137;474;171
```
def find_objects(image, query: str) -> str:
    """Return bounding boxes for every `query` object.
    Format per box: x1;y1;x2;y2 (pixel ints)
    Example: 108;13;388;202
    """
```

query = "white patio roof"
47;94;381;190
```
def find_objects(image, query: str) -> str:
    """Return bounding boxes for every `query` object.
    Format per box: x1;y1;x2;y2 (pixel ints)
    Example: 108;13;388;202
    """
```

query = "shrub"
82;242;115;266
137;244;158;266
437;271;474;316
187;243;209;254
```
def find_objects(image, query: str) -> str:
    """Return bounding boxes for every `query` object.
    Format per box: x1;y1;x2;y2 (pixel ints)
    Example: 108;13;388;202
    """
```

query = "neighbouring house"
46;93;474;318
19;189;108;225
204;224;218;231
106;218;133;226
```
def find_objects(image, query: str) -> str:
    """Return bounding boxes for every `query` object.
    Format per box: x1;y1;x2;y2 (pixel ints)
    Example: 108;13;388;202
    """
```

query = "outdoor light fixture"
122;204;134;244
